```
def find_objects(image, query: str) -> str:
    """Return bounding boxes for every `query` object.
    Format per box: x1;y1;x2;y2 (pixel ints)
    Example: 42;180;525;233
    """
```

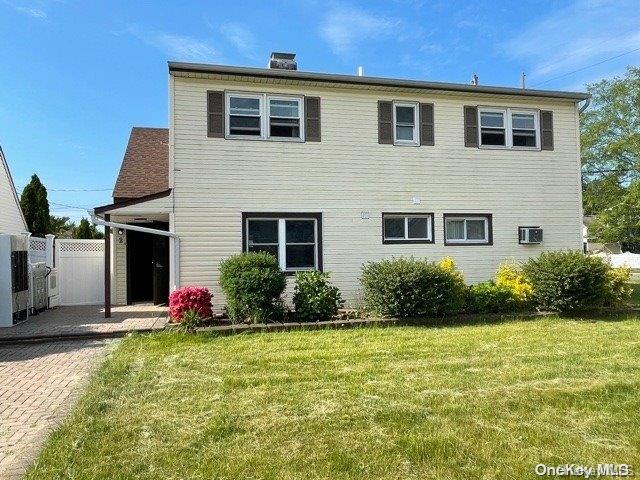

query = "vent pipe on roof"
269;52;297;70
521;72;526;89
357;66;364;76
471;74;479;86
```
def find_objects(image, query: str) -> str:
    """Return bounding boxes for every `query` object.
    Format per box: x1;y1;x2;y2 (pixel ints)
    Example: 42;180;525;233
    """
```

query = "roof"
113;127;169;200
0;145;28;232
168;62;590;102
94;189;172;215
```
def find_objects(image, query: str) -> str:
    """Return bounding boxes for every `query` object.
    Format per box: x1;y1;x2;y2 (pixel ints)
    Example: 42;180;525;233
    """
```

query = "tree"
20;174;51;237
581;66;640;183
72;218;104;239
587;181;640;244
49;215;74;237
581;67;640;243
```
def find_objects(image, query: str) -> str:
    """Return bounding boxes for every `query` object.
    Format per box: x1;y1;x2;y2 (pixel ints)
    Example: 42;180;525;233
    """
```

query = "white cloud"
127;25;218;62
219;22;257;59
319;5;399;56
2;0;49;18
503;0;640;86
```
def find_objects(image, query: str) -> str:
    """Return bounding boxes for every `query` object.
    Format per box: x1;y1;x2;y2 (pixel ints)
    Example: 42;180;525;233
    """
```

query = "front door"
152;234;169;305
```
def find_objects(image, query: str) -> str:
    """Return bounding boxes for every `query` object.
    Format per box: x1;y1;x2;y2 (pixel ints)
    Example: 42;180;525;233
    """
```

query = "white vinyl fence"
56;239;104;306
29;236;47;264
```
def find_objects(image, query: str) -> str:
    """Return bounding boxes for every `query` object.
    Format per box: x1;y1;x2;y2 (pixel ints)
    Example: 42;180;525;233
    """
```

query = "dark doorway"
127;222;170;305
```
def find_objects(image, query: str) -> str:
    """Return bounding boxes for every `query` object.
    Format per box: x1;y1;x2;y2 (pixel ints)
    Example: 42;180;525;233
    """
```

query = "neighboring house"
0;146;28;234
95;53;589;311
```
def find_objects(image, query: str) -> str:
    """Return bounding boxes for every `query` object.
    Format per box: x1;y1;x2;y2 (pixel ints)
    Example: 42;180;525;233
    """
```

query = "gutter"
89;211;180;290
168;61;591;101
579;97;591;113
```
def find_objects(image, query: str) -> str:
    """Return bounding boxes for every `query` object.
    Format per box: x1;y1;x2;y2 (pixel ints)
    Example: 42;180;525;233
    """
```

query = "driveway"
0;339;116;479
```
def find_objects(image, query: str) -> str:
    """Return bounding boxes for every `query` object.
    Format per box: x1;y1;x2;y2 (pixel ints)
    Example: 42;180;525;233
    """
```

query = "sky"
1;0;639;222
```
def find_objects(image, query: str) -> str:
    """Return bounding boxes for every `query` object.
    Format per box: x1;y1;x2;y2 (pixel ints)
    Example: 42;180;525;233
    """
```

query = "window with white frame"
383;213;433;243
269;97;302;138
444;215;492;245
479;109;506;146
478;107;539;149
226;92;304;141
393;102;419;145
511;111;537;147
244;214;320;271
228;94;263;137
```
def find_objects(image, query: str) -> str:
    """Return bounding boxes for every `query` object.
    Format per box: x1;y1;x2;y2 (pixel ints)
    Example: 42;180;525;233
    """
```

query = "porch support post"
104;213;111;318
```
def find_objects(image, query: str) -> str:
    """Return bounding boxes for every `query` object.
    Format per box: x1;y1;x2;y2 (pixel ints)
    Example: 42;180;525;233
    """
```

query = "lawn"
28;316;640;479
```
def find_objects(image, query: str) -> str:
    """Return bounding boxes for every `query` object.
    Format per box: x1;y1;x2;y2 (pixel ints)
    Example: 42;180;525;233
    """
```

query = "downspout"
89;211;181;291
578;98;591;114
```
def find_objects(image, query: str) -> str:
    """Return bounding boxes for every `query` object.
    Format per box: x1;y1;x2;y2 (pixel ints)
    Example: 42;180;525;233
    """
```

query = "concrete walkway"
0;339;116;479
0;304;168;342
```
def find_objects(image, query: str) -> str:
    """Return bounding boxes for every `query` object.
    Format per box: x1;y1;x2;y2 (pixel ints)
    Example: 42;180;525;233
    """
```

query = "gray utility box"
30;262;48;313
0;234;29;327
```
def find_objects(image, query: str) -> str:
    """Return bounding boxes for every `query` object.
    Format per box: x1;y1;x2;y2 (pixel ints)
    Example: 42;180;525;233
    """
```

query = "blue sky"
1;0;638;222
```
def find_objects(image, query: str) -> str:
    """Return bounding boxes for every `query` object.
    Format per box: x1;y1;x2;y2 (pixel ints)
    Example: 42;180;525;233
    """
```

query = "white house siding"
0;151;28;234
171;75;583;310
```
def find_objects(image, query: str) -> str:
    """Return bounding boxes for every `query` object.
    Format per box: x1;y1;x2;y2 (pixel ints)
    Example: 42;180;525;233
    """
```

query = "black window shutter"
378;101;393;144
464;106;478;147
540;110;554;150
305;96;321;142
207;91;224;138
420;103;434;146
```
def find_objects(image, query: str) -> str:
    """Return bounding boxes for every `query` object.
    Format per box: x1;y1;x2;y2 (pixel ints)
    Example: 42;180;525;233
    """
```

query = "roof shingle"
113;127;169;200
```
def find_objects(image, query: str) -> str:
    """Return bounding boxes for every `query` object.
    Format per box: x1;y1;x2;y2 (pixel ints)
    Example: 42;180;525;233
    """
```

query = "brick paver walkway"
0;339;115;479
0;304;167;341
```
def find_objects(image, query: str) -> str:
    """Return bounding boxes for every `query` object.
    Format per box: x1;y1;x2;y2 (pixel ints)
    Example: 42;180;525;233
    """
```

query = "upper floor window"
478;107;539;149
269;97;302;138
228;94;263;137
226;92;304;141
393;102;419;146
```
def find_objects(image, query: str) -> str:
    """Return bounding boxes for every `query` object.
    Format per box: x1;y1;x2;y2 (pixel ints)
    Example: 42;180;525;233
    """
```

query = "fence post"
45;234;55;268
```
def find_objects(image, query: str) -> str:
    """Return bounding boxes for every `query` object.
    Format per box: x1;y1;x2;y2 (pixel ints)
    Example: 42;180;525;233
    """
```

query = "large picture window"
478;107;539;149
444;214;493;245
243;213;322;272
382;213;434;244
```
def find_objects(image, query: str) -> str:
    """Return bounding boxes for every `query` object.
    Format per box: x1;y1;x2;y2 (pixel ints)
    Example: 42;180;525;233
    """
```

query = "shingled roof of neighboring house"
113;127;169;201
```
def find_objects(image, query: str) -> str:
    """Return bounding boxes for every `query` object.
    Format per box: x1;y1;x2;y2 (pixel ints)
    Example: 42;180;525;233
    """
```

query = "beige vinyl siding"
0;154;28;234
171;76;582;311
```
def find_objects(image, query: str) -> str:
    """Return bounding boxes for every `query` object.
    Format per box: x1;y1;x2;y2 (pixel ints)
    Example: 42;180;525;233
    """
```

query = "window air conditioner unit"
519;227;543;244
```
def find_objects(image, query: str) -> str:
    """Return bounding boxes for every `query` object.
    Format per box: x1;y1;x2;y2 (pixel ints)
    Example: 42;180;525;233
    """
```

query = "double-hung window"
444;214;492;245
244;213;322;272
393;102;419;146
478;107;539;149
383;213;433;244
228;94;263;137
269;97;302;139
226;92;304;141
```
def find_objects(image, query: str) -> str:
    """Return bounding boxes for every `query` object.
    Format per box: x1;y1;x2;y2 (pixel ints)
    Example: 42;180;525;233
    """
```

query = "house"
0;146;28;234
94;52;589;313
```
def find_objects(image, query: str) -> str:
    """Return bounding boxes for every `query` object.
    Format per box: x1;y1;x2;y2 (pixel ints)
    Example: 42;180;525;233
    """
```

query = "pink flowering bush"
168;286;213;322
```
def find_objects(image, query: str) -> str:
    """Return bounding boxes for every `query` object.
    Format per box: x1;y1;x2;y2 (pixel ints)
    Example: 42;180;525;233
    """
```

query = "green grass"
28;317;640;479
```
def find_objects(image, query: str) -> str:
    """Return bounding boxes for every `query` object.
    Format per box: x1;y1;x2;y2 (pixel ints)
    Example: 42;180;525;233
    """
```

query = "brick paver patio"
0;339;116;479
0;304;168;342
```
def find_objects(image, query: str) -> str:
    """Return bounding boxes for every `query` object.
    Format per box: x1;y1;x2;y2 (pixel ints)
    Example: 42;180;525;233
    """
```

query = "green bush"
603;266;633;307
466;281;521;314
360;257;466;317
293;271;344;321
176;309;201;333
219;252;286;323
522;251;613;313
